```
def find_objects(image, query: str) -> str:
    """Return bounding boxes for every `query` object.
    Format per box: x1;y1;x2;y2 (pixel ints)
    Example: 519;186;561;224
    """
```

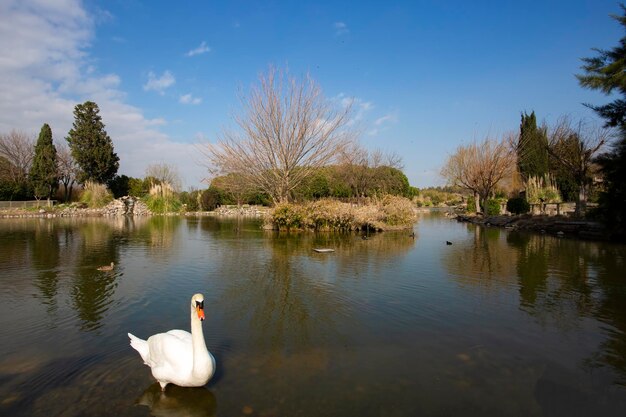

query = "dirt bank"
455;213;608;241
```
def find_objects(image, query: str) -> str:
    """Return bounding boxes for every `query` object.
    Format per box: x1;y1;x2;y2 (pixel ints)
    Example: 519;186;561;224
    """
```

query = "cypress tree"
517;111;549;182
66;101;119;184
29;123;58;201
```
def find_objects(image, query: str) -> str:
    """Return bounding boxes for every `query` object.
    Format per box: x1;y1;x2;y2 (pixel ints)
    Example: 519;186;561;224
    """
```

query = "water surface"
0;213;625;416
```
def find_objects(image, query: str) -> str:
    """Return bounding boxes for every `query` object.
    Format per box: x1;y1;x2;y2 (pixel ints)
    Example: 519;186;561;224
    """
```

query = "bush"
268;196;417;231
485;199;501;216
272;203;305;230
506;197;530;215
144;182;182;214
179;190;201;211
200;187;221;211
80;181;113;208
466;195;476;213
379;195;417;226
108;175;131;198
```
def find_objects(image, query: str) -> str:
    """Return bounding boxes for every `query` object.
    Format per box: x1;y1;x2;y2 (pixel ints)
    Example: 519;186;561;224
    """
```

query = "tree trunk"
575;184;587;216
474;191;480;213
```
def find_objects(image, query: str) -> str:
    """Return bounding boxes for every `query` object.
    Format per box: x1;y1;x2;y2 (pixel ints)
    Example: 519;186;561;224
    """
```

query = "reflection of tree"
215;229;414;360
505;232;625;386
217;237;345;353
585;246;626;387
31;221;61;314
506;234;595;329
70;220;120;331
506;232;549;308
133;216;181;251
445;224;626;386
443;225;519;290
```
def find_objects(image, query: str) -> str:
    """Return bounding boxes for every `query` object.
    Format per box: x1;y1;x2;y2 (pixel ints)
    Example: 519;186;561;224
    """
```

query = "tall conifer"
29;123;58;201
66;101;119;184
517;111;549;181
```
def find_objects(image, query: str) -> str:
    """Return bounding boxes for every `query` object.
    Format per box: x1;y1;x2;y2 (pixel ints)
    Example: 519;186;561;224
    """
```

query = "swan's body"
128;294;215;390
97;262;115;271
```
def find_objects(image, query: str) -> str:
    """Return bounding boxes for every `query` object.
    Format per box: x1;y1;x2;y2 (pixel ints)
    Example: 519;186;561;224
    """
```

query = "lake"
0;212;625;416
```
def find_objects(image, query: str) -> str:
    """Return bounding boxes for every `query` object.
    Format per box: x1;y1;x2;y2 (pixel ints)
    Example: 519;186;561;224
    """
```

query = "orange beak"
196;305;205;321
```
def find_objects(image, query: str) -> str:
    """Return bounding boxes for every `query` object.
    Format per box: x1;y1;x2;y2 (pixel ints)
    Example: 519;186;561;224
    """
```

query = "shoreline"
454;213;609;241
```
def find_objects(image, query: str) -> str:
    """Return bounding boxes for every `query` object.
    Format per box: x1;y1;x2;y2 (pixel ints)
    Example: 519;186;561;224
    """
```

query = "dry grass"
79;181;113;208
268;196;416;231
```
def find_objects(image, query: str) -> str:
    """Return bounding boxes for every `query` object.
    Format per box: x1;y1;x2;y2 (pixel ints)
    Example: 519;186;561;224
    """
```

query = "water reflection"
31;221;61;314
2;215;626;416
137;383;216;417
442;225;518;288
444;222;626;387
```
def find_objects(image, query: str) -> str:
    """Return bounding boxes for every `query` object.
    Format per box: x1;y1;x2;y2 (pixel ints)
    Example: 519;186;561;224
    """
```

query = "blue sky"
0;0;620;188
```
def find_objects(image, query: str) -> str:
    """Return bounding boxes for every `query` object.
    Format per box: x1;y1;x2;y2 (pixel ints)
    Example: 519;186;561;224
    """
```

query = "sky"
0;0;621;189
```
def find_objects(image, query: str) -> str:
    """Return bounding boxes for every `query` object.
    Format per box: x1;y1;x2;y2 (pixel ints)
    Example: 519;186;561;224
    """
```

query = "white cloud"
374;113;398;126
185;41;210;57
368;113;398;136
0;0;208;188
334;21;349;36
179;93;202;105
143;70;175;94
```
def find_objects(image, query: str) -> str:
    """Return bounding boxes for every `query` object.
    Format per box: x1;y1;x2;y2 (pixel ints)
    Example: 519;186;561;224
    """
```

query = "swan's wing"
165;329;192;343
146;332;193;374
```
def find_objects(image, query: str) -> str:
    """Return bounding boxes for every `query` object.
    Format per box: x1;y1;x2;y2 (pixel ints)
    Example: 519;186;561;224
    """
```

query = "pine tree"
577;5;626;128
29;123;58;201
578;5;626;238
517;111;548;182
66;101;119;184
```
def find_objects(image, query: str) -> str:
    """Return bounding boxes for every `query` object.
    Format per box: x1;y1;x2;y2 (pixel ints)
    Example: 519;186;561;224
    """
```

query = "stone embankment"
454;213;607;241
0;196;151;218
184;205;270;217
0;200;270;218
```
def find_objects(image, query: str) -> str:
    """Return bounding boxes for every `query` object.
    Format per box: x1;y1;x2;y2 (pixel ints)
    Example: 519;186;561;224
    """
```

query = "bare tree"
441;136;515;213
204;66;355;204
547;118;609;215
0;130;34;186
145;163;182;192
56;142;80;202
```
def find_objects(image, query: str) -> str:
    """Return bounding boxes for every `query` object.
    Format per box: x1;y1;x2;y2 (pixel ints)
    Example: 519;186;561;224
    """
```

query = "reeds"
79;181;113;208
268;196;417;231
145;182;182;214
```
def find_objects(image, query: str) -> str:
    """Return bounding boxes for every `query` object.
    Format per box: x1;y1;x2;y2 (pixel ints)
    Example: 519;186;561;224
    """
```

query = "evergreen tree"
29;123;58;201
578;5;626;238
517;111;549;181
577;5;626;128
66;101;119;184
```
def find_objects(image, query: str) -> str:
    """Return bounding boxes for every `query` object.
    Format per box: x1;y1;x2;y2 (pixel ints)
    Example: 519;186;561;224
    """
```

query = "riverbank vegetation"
3;7;626;239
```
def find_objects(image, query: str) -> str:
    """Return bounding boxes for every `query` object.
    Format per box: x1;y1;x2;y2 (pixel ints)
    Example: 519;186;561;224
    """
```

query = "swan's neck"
190;308;211;375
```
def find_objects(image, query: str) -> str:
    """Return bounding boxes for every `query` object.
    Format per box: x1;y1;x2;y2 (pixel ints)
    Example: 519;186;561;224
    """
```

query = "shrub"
305;199;355;230
466;195;476;213
144;182;182;214
200;187;221;211
179;190;201;211
379;195;417;226
268;196;416;231
485;199;501;216
506;197;530;215
80;181;113;208
272;203;305;230
525;174;562;204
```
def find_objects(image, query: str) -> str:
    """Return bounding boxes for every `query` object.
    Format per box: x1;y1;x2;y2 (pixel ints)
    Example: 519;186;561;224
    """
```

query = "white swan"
128;293;216;390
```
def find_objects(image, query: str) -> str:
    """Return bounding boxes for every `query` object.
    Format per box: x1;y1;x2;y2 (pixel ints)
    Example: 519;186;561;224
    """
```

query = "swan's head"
191;293;205;321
